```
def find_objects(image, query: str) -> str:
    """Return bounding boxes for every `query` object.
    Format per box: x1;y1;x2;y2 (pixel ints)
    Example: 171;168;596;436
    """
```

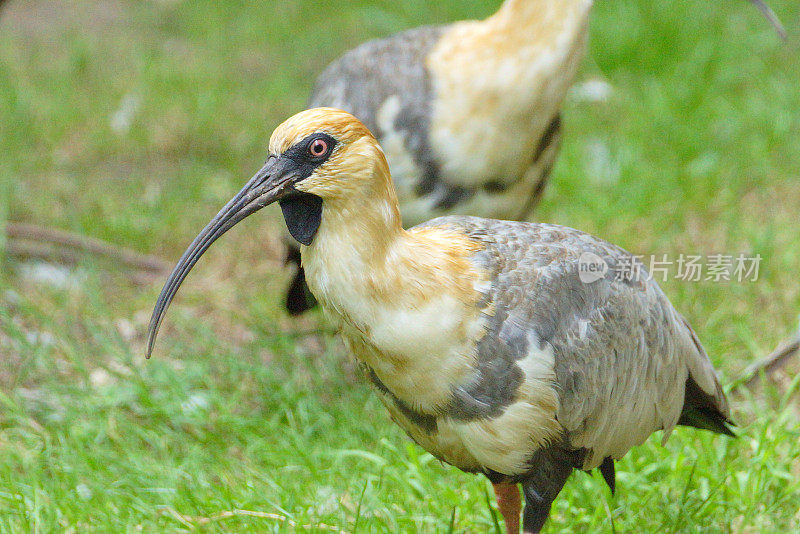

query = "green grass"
1;0;799;531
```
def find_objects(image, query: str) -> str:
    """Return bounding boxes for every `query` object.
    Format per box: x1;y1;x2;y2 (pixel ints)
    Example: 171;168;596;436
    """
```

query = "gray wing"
422;216;731;469
308;26;560;226
309;26;445;210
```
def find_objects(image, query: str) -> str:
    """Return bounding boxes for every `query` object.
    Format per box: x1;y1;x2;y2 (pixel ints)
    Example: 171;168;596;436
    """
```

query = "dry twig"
742;334;800;387
4;222;169;273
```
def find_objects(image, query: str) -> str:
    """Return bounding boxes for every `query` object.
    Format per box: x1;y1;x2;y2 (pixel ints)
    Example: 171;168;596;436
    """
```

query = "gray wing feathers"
421;216;730;469
309;26;444;184
676;313;731;421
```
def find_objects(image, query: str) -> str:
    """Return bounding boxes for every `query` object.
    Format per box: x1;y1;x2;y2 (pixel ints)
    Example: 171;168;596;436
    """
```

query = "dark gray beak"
749;0;787;40
146;157;294;359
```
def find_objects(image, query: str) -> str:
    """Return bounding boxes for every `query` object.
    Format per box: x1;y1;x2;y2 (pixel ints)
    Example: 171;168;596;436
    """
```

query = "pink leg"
493;482;521;534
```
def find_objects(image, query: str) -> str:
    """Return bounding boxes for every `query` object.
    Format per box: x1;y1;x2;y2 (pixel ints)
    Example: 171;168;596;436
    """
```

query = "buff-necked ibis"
147;109;735;533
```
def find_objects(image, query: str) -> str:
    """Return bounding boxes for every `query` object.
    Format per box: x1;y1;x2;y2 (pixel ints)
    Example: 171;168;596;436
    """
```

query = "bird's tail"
675;314;736;437
678;375;736;437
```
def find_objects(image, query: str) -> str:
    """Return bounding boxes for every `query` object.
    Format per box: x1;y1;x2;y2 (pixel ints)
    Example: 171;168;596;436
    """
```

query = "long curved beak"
146;157;294;358
749;0;786;40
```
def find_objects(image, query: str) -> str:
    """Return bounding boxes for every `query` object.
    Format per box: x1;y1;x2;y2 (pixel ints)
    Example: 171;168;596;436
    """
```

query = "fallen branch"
5;240;83;266
742;334;800;387
158;506;347;532
4;222;169;273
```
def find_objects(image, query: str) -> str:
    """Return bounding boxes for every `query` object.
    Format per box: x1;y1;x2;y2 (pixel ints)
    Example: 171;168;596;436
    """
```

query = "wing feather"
417;216;730;469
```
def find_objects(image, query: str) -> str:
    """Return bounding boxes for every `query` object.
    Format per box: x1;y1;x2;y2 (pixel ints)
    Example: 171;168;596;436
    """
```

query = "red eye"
309;138;329;158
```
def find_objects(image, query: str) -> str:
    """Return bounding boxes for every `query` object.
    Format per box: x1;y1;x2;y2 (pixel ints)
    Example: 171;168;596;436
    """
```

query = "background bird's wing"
421;216;731;469
308;26;445;195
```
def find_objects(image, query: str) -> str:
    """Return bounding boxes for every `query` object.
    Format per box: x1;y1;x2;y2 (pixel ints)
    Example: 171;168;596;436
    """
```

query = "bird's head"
268;107;393;207
146;108;397;358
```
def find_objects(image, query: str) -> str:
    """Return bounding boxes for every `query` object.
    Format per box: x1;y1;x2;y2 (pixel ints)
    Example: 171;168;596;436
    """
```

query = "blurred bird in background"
284;0;785;314
148;109;736;534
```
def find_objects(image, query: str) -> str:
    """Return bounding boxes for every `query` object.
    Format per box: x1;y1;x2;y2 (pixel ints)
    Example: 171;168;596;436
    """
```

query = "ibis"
284;0;785;314
147;109;735;533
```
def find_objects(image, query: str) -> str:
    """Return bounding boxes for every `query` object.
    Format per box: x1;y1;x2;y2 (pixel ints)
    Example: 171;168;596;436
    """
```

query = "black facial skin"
279;194;323;246
280;132;337;180
145;132;336;358
277;132;336;245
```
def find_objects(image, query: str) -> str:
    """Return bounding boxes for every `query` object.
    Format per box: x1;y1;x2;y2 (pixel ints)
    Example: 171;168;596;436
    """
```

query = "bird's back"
413;216;732;469
309;25;445;131
309;26;446;203
308;3;589;226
